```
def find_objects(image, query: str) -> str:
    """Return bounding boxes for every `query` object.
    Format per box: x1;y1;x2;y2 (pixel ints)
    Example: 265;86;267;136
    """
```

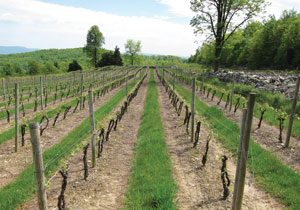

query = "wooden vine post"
40;76;43;110
2;78;6;101
229;81;235;112
15;83;19;152
285;77;300;148
29;123;48;210
126;69;128;96
201;75;204;93
73;71;76;85
88;90;96;168
172;73;175;90
232;93;256;210
191;78;196;142
80;71;84;110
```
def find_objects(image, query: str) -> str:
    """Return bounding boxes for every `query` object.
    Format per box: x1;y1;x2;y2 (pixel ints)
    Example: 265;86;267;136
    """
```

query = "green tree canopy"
113;46;123;66
125;39;142;65
28;61;43;75
97;46;123;67
189;10;300;70
84;25;105;67
68;60;82;72
190;0;268;71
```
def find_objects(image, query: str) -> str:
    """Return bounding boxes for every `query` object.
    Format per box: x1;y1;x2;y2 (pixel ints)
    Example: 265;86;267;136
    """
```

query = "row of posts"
24;69;133;210
12;69;134;152
6;69;300;209
188;74;255;210
190;74;300;148
168;69;299;210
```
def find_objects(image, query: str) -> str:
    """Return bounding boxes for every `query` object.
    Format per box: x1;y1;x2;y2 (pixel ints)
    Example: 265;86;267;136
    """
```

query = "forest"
189;10;300;70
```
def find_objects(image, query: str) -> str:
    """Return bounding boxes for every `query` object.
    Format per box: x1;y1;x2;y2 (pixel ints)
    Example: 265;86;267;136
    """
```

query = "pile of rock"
206;70;299;99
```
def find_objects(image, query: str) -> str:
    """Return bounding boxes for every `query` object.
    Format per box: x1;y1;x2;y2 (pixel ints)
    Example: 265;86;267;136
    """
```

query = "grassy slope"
173;82;300;210
0;81;137;210
125;71;176;210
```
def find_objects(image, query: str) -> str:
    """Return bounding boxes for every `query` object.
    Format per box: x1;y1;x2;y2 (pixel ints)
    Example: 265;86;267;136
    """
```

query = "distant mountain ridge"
0;46;37;54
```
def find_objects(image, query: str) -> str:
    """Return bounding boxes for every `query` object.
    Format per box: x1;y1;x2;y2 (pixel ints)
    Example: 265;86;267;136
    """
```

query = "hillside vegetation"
0;48;185;77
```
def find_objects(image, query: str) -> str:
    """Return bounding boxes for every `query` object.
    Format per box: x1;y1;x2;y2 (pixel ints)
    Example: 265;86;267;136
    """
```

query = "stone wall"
206;70;299;99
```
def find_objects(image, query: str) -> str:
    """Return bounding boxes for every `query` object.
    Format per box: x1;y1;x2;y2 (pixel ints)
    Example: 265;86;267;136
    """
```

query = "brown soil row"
19;76;148;210
156;75;284;209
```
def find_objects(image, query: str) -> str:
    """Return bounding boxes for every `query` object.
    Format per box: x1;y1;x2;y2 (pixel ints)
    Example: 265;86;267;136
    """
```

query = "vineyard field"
0;67;299;210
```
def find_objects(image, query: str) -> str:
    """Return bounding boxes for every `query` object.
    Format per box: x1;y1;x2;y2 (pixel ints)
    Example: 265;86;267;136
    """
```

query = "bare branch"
225;12;253;42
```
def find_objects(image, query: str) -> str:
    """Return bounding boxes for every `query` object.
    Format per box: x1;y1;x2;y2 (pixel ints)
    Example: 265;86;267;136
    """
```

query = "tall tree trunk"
214;2;224;73
94;48;97;67
214;44;222;72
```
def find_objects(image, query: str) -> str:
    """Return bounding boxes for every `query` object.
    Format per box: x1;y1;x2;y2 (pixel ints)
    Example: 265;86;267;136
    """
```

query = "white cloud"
0;0;198;57
156;0;300;19
267;0;300;18
156;0;194;18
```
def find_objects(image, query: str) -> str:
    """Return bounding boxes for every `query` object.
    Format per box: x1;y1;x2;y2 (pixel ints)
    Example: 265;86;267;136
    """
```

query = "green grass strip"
174;83;300;210
0;81;137;210
125;71;176;210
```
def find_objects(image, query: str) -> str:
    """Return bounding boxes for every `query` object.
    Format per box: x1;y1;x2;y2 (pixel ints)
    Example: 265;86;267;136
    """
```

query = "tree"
97;51;114;67
97;46;123;67
28;61;43;75
113;46;123;66
190;0;267;71
45;62;58;74
84;25;105;67
68;60;82;72
125;39;141;65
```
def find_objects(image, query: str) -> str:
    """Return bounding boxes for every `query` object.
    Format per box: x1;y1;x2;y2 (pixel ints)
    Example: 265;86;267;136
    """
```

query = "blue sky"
37;0;191;24
39;0;168;17
0;0;299;57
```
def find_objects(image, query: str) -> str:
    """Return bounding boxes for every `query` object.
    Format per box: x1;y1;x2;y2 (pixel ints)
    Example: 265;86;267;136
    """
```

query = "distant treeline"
0;48;185;76
189;10;300;70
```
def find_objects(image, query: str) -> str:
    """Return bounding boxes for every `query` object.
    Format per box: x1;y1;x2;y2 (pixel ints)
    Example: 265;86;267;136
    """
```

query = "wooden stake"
73;72;76;85
229;82;235;112
80;72;84;110
191;78;196;142
88;90;96;168
40;76;43;110
201;75;204;93
15;83;19;152
126;70;128;96
172;74;175;90
2;78;6;101
29;123;48;210
285;77;300;148
232;93;256;210
232;109;247;209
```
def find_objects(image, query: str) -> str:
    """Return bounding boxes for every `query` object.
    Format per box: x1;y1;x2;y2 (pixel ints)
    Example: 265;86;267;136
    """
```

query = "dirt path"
0;83;126;188
19;76;148;210
156;75;284;210
195;89;300;174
